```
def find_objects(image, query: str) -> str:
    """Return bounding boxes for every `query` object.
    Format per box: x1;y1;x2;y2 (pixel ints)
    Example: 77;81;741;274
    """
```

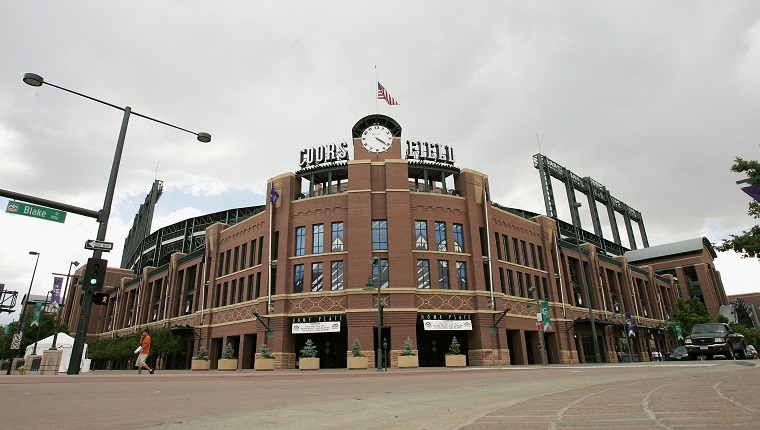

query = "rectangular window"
331;261;344;290
218;252;225;277
438;260;450;290
499;267;506;294
456;262;467;290
295;226;306;256
225;250;231;275
506;269;514;295
542;277;549;300
502;235;511;262
417;260;431;289
222;281;228;306
415;220;428;250
247;274;254;301
312;224;324;254
525;275;532;298
520;241;528;268
435;221;448;251
230;279;237;304
372;259;389;288
453;224;464;252
494;233;502;260
255;272;261;298
257;236;264;266
512;238;520;265
311;263;323;292
215;284;221;307
241;243;247;270
534;275;541;299
372;220;388;250
250;239;257;267
294;264;304;293
331;222;344;252
537;246;545;270
238;277;244;302
529;244;537;269
517;272;524;297
233;246;239;272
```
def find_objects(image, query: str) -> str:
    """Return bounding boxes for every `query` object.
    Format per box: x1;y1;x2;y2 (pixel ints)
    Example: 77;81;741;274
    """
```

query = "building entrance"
416;320;470;367
294;329;347;369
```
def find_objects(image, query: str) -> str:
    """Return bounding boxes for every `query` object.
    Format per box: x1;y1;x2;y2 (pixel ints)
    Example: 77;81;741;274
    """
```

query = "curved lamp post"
363;257;383;372
6;251;40;375
23;73;210;374
50;260;79;350
572;202;601;363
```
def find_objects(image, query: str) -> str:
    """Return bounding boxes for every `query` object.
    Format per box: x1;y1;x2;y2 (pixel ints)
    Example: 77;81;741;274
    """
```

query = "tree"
717;157;760;259
669;297;711;337
1;311;69;359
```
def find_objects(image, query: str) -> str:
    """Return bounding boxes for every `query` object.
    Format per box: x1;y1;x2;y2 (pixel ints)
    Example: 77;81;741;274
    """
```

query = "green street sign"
5;201;66;223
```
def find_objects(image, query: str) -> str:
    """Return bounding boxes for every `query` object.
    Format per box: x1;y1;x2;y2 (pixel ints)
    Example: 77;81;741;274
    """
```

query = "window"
247;274;254;301
494;233;502;260
517;272;524;297
255;272;261;298
453;224;464;252
502;235;511;262
250;239;257;267
372;259;389;288
537;246;545;270
415;220;428;250
520;241;528;267
230;279;237;304
225;250;231;275
233;247;239;272
438;260;450;289
294;264;304;293
525;275;532;298
435;222;448;251
295;226;306;256
331;261;344;290
257;236;264;266
512;238;520;265
456;262;467;290
372;220;388;250
311;263;323;291
331;222;344;252
506;269;514;295
417;260;431;289
529;244;537;269
499;267;506;294
238;277;244;302
541;277;549;300
313;224;324;254
241;243;247;270
218;252;225;277
222;281;228;306
215;284;221;307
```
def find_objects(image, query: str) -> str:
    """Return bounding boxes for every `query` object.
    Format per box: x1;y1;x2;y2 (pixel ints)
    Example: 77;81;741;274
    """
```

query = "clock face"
361;125;393;152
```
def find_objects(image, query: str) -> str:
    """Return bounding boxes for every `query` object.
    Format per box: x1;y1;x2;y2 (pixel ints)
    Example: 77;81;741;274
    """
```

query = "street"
1;361;758;429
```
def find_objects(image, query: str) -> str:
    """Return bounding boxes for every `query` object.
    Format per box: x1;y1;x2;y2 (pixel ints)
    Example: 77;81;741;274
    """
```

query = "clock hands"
375;136;387;144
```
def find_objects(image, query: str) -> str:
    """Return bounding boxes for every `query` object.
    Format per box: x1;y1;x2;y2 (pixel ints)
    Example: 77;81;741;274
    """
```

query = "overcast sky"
2;1;759;326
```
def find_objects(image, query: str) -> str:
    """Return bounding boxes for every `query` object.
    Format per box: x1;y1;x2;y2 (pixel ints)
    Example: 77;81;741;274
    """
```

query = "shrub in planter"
348;338;368;370
218;343;238;371
398;337;419;368
445;336;466;367
299;339;319;370
255;343;275;371
191;346;210;371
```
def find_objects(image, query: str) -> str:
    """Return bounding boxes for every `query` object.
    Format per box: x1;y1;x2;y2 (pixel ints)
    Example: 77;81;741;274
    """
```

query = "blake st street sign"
5;201;66;223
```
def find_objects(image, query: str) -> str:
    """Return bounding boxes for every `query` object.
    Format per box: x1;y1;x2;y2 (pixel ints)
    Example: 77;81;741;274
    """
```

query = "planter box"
299;357;320;370
347;356;368;370
218;358;238;371
191;359;210;371
255;358;275;371
398;355;419;368
445;354;466;367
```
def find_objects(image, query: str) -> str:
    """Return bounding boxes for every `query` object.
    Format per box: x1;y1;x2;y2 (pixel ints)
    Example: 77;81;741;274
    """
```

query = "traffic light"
83;257;108;291
93;293;109;306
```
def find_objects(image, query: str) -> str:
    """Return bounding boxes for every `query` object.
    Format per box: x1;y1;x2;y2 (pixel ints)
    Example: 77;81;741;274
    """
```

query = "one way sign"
84;239;113;252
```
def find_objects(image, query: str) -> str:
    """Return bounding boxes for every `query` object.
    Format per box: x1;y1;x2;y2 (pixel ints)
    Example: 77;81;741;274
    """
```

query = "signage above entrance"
292;321;341;334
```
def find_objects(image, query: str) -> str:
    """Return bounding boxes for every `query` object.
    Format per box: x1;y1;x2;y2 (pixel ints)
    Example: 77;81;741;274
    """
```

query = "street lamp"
6;251;40;375
363;257;384;372
50;261;79;350
527;287;548;366
571;202;601;363
23;73;210;375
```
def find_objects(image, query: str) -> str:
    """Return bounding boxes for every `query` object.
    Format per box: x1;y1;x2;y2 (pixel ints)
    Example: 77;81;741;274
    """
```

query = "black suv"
685;323;746;360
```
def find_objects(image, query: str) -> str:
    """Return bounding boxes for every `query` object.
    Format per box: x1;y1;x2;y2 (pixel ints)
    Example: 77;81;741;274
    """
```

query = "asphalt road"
1;361;758;429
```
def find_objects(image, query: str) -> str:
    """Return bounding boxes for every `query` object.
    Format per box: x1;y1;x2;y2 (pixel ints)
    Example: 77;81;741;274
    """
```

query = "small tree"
351;338;364;357
300;339;318;358
401;337;415;356
195;346;209;360
222;343;236;359
448;336;461;355
259;343;274;359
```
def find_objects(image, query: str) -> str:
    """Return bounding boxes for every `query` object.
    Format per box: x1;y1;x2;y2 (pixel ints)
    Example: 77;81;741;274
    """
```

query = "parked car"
746;345;759;360
669;346;690;361
684;323;747;360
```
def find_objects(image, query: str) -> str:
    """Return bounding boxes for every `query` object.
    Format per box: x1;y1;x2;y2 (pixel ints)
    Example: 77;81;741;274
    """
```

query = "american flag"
377;82;399;105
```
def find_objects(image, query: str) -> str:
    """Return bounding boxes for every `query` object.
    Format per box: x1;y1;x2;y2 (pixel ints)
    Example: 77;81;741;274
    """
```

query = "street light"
571;202;601;363
527;287;548;366
363;257;384;372
50;261;79;350
6;251;40;375
23;72;211;375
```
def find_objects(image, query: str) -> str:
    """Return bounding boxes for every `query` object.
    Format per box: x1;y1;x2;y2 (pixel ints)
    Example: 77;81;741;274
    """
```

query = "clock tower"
351;114;402;161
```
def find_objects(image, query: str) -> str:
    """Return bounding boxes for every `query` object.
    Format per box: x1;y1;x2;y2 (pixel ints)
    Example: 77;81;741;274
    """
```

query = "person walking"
136;329;154;375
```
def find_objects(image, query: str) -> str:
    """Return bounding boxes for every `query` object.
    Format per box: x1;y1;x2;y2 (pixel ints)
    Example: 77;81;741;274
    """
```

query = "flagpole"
374;65;379;114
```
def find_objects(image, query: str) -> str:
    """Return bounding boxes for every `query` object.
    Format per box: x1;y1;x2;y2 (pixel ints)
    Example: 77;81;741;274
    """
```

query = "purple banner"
51;276;63;305
625;312;635;337
741;184;760;204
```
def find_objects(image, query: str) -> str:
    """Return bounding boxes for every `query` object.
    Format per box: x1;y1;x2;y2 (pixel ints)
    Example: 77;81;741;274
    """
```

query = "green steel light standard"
364;257;383;372
22;73;211;375
527;287;548;366
6;251;40;375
